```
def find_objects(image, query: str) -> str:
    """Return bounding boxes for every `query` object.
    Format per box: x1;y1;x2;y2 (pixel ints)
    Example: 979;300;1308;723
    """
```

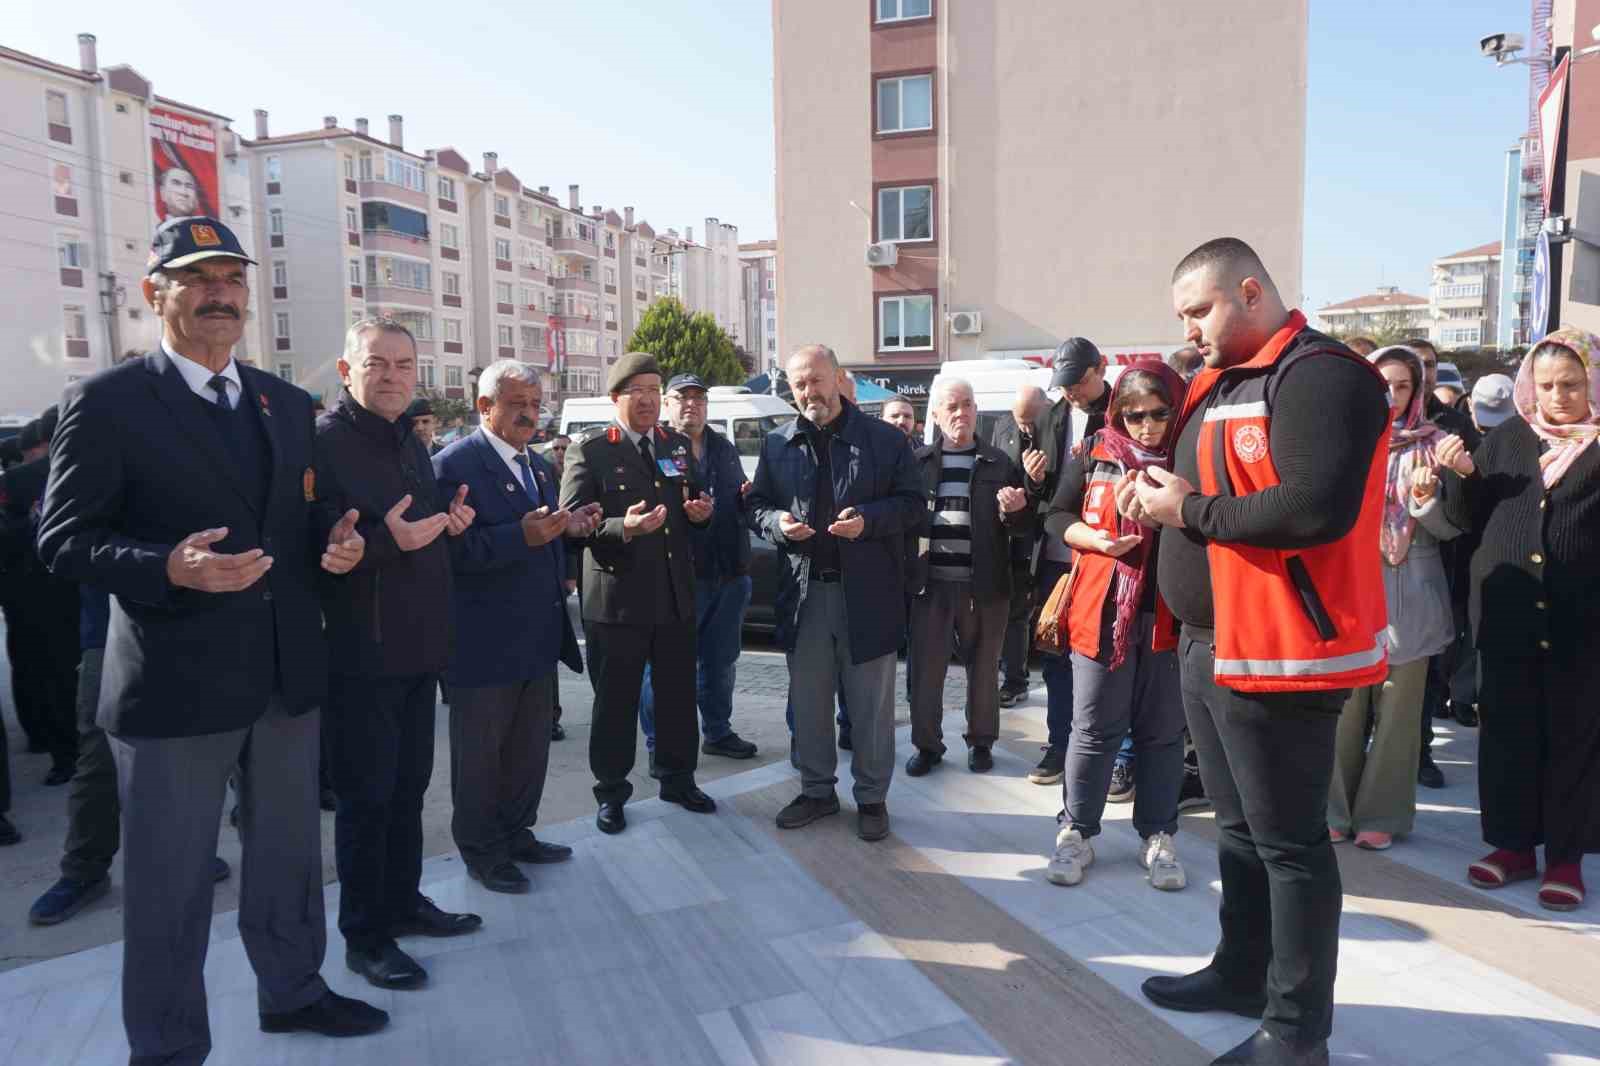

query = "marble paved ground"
1;692;1597;1065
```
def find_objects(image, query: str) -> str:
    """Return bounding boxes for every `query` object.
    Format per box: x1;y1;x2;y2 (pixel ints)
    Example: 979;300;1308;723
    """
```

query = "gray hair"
478;358;541;401
788;343;838;370
343;315;416;362
929;376;974;409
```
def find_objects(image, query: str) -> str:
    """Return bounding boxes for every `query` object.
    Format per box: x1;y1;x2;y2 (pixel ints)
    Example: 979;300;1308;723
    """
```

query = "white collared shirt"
163;340;242;410
482;426;544;504
614;420;645;448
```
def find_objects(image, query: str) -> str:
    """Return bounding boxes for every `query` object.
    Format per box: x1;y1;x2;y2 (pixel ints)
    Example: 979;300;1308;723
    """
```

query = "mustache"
196;304;239;318
513;416;537;427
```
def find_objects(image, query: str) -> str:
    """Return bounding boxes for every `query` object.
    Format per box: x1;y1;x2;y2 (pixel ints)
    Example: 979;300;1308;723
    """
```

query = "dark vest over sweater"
200;383;272;516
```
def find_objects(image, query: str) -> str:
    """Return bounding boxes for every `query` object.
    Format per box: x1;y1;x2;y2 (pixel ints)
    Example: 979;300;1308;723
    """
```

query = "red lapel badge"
605;425;621;444
259;393;272;417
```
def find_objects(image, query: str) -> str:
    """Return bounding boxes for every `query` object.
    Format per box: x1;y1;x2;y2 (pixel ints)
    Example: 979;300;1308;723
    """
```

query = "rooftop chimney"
388;114;403;149
254;109;268;139
483;151;498;176
323;115;337;129
568;184;579;211
355;117;368;136
624;206;634;228
686;226;695;243
592;205;603;218
539;185;549;196
77;33;97;74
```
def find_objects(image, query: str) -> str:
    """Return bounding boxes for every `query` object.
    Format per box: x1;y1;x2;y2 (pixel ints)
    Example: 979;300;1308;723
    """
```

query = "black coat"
990;412;1045;576
907;441;1032;601
1440;415;1600;661
312;390;454;679
37;351;328;737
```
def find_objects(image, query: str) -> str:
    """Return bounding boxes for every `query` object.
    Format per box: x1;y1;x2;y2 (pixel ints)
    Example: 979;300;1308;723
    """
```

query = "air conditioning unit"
949;310;983;336
865;242;898;268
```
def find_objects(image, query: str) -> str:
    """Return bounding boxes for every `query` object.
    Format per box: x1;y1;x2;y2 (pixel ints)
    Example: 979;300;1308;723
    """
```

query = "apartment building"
772;1;1306;373
1429;242;1501;348
739;240;778;368
1314;286;1431;338
0;34;260;416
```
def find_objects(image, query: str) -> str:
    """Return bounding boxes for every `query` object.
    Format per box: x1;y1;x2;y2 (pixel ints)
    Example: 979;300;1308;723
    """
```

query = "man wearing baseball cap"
38;215;387;1061
1469;373;1515;433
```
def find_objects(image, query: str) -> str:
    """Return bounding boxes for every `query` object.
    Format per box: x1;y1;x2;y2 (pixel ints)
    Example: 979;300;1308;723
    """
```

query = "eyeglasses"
1122;408;1172;426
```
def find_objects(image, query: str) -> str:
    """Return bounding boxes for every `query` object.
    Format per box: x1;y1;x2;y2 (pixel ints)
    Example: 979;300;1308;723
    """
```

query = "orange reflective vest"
1063;441;1179;660
1179;313;1390;693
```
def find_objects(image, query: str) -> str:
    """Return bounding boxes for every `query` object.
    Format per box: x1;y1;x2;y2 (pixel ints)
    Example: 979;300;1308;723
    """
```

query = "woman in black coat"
1428;327;1600;911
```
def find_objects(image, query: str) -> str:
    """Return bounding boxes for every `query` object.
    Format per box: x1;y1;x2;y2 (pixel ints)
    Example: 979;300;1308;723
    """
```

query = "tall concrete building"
1429;242;1501;348
740;240;778;370
771;0;1307;383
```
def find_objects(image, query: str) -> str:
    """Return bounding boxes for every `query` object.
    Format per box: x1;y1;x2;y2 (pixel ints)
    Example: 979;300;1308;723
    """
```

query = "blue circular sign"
1530;229;1550;344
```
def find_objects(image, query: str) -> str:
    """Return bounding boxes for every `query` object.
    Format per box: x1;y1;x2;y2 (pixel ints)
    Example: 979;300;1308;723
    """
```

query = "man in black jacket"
990;384;1048;706
37;216;387;1063
313;316;481;991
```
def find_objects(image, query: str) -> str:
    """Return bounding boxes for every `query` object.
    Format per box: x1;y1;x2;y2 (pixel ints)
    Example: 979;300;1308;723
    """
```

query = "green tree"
418;388;474;429
625;297;743;385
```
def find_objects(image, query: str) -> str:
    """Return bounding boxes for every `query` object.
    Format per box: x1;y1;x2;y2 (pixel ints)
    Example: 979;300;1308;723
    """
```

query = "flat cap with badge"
147;215;257;274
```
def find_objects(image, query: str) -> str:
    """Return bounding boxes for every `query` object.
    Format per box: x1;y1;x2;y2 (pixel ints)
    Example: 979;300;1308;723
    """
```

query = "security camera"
1480;31;1525;59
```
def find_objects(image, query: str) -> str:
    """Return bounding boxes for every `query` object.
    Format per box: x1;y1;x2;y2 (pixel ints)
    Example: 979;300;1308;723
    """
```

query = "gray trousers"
110;701;328;1066
1066;613;1186;839
909;580;1008;755
449;676;556;872
1329;657;1428;836
62;647;119;882
789;581;897;805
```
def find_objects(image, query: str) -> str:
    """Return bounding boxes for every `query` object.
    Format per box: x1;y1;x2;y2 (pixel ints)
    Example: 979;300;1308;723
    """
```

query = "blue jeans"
1038;561;1074;751
640;575;751;750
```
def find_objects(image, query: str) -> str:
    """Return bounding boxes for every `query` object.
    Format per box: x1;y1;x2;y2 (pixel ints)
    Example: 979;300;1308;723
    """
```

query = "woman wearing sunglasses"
1041;360;1190;891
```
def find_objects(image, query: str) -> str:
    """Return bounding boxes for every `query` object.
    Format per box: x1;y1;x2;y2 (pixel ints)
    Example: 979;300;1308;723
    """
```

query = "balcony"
363;285;433;309
363;228;431;255
519;263;547;283
358;181;427;210
552;235;598;259
553;275;600;296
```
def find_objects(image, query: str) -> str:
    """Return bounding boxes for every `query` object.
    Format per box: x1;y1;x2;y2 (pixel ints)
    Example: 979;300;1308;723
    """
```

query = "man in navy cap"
38;216;387;1063
638;372;759;766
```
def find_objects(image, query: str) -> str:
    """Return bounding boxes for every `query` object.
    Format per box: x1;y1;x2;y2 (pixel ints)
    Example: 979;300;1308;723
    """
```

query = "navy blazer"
36;350;328;737
433;429;582;688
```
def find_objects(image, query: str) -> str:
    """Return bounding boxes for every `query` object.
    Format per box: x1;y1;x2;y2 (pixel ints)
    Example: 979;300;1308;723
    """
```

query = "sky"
14;0;1535;313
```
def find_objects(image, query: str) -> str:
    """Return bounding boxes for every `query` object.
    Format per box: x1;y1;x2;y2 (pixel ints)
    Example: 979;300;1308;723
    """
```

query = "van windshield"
731;415;795;456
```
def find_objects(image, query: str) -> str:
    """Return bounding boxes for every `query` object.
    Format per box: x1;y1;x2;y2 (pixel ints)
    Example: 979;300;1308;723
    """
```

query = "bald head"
1012;383;1046;427
1171;237;1289;369
790;343;839;372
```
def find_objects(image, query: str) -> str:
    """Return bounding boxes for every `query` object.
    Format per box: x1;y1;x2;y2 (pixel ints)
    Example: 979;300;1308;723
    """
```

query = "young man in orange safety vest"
1120;238;1390;1066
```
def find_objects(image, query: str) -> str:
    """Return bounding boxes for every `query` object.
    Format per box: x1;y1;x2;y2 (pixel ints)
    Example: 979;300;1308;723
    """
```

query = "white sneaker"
1046;827;1094;886
1140;832;1187;891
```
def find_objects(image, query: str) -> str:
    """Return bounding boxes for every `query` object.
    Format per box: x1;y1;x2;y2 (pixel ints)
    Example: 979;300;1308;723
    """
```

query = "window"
494;194;511;218
876;74;933;133
367;256;430;291
568;332;599;356
878;294;934;351
577;221;595;242
417;358;436;388
348;258;362;285
393;311;432;340
345;206;359;232
58;236;84;269
361;202;429;240
264;155;281;182
277;362;294;382
439;222;460;249
343;155;355;180
877;185;932;242
604;232;615;252
271;260;288;288
442;271;461;297
437;176;456;201
519;284;536;307
766;277;775;292
732;416;793;457
497;324;515;347
46;90;71;143
562;367;601;394
767;317;776;332
521;239;537;265
767;337;776;353
358;151;373;181
51;161;77;215
495;281;514;305
1435;282;1483;299
521;325;542;350
518;202;532;225
273;312;291;339
604;267;617;286
443;318;462;342
445;365;463;389
63;304;88;353
268;208;284;236
383;154;425;192
876;0;931;21
605;303;617;326
494;238;512;261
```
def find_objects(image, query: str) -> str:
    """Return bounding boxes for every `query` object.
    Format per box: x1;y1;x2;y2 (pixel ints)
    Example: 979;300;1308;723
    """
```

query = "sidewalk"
1;683;1596;1065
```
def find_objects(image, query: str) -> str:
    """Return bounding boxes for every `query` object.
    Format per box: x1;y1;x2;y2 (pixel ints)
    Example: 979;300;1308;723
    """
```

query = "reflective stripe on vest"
1214;630;1388;680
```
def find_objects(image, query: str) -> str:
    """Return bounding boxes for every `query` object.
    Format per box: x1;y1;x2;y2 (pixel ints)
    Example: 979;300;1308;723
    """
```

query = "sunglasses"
1122;408;1172;426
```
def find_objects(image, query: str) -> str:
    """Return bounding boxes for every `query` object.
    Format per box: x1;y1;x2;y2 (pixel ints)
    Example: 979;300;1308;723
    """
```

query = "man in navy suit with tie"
36;217;386;1065
433;360;599;892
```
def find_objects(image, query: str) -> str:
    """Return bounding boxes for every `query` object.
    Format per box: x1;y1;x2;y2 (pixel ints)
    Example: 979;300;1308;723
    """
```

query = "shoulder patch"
1233;424;1269;464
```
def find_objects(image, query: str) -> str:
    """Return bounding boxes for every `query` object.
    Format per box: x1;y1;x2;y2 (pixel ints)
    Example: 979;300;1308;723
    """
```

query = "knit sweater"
1438;415;1600;661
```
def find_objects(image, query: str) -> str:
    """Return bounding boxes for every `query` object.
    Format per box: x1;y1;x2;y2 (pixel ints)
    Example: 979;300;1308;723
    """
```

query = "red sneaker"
1539;862;1586;912
1467;849;1538;889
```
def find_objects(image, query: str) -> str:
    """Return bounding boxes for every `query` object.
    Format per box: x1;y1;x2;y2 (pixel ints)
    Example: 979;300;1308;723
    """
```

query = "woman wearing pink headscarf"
1425;327;1600;910
1329;347;1459;851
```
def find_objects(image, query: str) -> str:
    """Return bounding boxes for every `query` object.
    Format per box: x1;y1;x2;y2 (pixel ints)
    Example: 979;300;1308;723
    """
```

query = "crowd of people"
0;215;1595;1066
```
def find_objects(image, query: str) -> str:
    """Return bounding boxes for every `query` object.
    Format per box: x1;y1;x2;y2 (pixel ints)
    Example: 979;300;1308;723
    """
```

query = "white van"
923;359;1125;444
558;386;797;478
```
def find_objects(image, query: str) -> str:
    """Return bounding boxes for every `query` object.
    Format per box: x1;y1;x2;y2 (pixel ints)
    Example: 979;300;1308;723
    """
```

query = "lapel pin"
259;393;271;416
506;482;517;493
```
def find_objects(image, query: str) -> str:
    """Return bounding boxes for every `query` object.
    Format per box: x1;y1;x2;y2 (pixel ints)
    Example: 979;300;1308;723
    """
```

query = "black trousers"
583;620;696;805
328;672;436;951
1479;652;1600;860
62;648;120;881
449;677;556;871
999;572;1035;688
5;594;78;767
1178;630;1345;1044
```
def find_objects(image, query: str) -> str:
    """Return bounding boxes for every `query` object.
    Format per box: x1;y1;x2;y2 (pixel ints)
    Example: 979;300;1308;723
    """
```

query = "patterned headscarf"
1370;346;1443;566
1514;327;1600;489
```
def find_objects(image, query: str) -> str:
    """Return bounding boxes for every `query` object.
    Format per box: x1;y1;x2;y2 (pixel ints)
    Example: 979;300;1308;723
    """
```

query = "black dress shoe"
391;894;483;937
1142;967;1266;1019
551;721;567;742
837;726;853;751
905;749;942;776
597;802;627;834
468;861;531;894
703;733;758;759
213;857;231;883
510;833;573;864
0;814;17;846
1417;754;1445;790
1211;1028;1329;1065
44;764;73;787
261;989;389;1036
661;784;717;814
345;941;427;990
1453;702;1479;727
968;746;994;773
319;787;338;812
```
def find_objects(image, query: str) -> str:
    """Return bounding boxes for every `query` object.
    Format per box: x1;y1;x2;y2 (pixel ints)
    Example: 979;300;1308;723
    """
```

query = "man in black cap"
37;215;389;1062
407;396;443;456
559;351;718;834
638;372;758;764
1025;338;1110;785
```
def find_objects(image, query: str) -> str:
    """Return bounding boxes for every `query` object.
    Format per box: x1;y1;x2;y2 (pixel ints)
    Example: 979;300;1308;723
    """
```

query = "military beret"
606;351;663;394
